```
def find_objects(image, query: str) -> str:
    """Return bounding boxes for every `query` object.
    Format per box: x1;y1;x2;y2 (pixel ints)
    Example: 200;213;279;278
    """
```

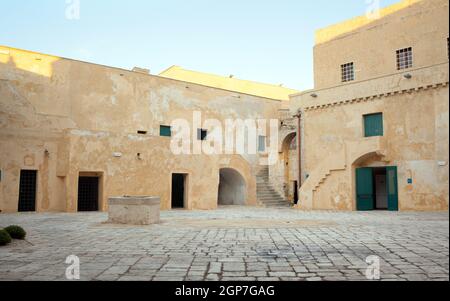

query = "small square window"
197;129;208;141
258;136;266;152
396;47;413;70
341;62;355;82
364;113;384;137
160;125;172;137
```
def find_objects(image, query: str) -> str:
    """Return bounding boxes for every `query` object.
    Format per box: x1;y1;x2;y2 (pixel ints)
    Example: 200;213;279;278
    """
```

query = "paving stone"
306;277;323;281
0;208;448;282
269;272;296;277
205;274;220;281
118;275;152;281
222;277;257;281
208;262;222;274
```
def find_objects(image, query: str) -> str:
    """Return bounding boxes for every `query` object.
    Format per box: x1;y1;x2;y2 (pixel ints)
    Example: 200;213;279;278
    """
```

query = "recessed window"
396;47;413;70
137;130;148;135
258;136;267;152
160;125;172;137
341;62;355;82
364;113;384;137
197;129;208;141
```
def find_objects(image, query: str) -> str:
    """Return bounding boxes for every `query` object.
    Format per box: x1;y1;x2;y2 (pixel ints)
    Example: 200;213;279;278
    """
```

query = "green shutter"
356;168;374;211
386;166;399;211
364;113;384;137
160;125;171;137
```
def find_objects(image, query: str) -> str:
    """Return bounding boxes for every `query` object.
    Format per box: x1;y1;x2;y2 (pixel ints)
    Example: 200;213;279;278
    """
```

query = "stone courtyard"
0;207;448;281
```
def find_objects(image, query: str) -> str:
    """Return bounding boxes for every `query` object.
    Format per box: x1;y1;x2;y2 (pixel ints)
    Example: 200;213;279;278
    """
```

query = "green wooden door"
386;166;399;211
356;168;374;211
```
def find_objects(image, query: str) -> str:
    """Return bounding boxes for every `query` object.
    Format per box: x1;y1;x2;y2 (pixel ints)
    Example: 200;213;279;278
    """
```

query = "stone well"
108;196;161;225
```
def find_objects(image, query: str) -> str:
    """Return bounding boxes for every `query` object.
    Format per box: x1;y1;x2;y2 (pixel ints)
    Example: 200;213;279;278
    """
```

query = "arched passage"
218;168;247;206
281;132;298;202
351;152;398;211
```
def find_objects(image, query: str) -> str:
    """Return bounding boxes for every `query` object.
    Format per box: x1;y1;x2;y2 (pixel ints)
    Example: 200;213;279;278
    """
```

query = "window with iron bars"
396;47;413;70
341;62;355;82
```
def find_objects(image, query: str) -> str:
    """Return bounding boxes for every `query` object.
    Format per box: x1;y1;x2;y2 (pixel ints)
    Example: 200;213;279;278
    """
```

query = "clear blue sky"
1;0;399;90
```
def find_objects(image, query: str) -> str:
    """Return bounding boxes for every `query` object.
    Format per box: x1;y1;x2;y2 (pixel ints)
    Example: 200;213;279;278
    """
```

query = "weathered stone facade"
0;0;448;213
0;46;289;213
291;0;449;211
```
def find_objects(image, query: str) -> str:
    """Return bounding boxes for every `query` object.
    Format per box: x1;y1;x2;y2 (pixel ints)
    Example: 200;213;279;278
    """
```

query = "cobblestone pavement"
0;207;448;281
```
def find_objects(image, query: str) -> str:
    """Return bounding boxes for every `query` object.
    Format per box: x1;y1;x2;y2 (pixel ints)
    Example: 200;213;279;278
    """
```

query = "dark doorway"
218;168;246;206
293;181;299;205
18;170;37;212
172;174;186;209
356;166;398;211
373;168;388;210
78;176;99;212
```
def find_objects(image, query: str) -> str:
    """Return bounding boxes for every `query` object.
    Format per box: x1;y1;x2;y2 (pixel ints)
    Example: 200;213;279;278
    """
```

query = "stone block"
108;196;161;225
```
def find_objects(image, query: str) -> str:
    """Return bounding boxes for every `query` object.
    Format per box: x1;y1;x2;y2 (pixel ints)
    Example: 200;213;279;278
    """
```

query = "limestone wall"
290;0;449;211
0;46;280;213
313;0;449;89
292;67;449;210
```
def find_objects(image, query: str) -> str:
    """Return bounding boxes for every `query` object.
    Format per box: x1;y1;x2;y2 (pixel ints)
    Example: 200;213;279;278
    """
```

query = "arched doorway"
352;152;399;211
218;168;247;206
281;133;298;203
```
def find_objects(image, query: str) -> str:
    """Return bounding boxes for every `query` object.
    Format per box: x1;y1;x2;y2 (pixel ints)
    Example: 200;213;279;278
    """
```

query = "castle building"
292;0;449;211
0;0;448;213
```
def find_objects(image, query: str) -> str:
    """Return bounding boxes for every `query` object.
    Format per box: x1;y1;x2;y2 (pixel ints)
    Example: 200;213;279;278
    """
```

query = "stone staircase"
297;137;387;209
256;166;291;208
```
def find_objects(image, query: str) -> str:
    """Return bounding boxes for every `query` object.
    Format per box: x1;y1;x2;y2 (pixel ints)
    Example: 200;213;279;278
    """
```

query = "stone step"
259;200;286;203
259;199;290;204
258;197;285;202
257;188;280;192
256;185;276;189
257;186;278;191
258;195;285;199
263;202;290;205
257;195;284;199
259;203;291;208
256;172;290;208
257;191;280;194
257;190;279;194
258;194;285;198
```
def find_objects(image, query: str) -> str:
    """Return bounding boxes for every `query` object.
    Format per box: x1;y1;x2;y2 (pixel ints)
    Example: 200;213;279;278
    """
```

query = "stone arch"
218;168;247;206
218;155;257;206
279;132;298;202
279;131;297;153
352;151;386;168
350;150;390;211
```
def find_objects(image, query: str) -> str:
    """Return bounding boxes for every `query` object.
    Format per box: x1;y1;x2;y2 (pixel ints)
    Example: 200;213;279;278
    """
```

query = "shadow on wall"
218;168;247;206
0;49;70;128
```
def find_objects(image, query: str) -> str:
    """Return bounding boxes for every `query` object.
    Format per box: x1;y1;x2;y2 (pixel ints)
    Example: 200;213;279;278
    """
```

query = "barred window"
341;62;354;82
396;47;413;70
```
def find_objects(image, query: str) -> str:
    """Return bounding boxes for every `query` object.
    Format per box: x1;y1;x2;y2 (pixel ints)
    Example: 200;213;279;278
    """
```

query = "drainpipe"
294;111;302;187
